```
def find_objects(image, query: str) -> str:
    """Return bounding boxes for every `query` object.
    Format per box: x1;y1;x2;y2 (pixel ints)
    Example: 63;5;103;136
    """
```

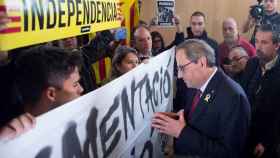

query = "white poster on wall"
0;47;175;158
157;0;175;27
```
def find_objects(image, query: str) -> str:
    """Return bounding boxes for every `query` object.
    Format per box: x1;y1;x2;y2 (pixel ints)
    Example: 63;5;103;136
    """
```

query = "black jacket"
242;56;280;158
169;27;219;66
80;30;115;93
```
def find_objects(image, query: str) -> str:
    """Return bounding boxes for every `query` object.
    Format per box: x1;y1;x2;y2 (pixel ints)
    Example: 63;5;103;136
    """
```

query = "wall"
140;0;272;45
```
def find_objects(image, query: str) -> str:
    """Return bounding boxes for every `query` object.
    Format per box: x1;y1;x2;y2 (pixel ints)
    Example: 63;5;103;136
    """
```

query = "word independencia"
22;0;118;31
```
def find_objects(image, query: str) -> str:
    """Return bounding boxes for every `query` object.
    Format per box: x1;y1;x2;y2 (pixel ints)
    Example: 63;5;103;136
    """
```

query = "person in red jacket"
219;17;256;69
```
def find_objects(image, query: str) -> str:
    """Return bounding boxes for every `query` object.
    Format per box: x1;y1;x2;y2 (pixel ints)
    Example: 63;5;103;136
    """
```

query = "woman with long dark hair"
111;46;139;79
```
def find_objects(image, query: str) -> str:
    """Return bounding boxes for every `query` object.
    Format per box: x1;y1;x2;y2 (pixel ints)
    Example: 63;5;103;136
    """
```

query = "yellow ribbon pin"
204;94;211;102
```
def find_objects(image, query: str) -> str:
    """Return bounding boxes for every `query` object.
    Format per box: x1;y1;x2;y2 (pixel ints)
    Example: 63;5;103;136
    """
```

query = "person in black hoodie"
171;11;219;66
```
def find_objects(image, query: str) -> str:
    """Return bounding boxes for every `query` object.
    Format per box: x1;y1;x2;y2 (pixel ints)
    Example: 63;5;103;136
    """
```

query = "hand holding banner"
0;47;175;158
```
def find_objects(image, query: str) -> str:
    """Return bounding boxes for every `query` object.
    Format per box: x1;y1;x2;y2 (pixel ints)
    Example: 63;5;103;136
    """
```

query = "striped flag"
91;57;112;86
119;0;140;45
92;0;140;86
0;5;21;34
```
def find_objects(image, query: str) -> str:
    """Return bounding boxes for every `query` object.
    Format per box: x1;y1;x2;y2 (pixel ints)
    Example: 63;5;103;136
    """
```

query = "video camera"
250;0;265;20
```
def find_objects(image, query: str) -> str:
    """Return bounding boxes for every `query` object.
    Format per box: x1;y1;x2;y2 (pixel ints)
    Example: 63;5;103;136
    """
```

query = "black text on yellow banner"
0;0;121;51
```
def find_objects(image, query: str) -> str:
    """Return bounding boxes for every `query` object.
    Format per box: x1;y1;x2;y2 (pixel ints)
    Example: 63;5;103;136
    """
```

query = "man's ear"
275;43;280;50
199;56;207;67
45;87;57;102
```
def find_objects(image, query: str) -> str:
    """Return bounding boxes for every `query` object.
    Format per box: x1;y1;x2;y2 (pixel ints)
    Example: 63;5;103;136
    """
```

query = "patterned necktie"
189;89;202;118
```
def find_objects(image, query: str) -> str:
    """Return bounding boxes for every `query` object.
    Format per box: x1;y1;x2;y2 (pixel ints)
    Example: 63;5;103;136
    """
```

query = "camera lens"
250;5;264;20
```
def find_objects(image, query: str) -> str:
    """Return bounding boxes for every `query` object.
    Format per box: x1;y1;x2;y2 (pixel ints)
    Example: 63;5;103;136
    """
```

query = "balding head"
223;18;237;28
133;26;152;57
222;17;239;44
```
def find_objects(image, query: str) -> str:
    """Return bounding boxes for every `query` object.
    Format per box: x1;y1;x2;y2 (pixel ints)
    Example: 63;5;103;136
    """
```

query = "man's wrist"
175;124;185;138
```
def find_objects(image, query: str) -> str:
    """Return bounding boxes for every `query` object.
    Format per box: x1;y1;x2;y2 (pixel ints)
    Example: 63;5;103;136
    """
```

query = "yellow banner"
0;0;121;51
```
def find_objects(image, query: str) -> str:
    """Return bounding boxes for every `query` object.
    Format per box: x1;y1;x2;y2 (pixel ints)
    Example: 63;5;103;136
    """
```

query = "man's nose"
78;84;84;94
143;39;149;45
132;63;138;67
225;29;231;34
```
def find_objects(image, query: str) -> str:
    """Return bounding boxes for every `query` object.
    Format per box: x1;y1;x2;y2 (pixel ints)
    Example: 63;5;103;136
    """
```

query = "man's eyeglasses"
177;61;194;72
231;56;248;62
224;56;248;65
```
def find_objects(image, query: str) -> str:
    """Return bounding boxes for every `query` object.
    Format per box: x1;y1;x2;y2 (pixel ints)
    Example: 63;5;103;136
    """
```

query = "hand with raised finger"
173;15;180;25
0;113;36;140
149;17;157;26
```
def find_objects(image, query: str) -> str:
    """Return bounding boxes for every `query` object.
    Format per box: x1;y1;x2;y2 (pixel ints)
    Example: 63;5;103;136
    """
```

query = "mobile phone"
160;112;179;120
223;58;231;65
114;28;127;41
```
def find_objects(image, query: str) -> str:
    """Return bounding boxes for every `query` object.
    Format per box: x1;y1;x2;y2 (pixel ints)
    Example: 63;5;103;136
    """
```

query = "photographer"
243;0;280;45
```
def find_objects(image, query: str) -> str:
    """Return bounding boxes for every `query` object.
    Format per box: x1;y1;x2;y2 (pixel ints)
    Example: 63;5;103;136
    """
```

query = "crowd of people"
1;0;280;157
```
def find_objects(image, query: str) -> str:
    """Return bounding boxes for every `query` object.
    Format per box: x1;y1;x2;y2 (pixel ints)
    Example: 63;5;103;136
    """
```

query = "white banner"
0;48;175;158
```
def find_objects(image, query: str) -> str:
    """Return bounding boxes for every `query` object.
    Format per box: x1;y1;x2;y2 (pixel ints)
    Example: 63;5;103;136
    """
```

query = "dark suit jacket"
174;69;251;158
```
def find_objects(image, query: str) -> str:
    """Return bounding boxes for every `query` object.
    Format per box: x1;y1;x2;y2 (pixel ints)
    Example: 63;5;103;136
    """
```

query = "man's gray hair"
229;46;248;57
176;39;216;67
257;24;280;44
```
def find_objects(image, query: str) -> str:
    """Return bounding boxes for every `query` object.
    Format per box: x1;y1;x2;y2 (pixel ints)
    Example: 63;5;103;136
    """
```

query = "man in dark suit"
152;39;251;158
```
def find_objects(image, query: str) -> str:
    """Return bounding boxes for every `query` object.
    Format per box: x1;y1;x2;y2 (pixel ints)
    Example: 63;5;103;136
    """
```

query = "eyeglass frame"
177;61;196;72
229;56;248;64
